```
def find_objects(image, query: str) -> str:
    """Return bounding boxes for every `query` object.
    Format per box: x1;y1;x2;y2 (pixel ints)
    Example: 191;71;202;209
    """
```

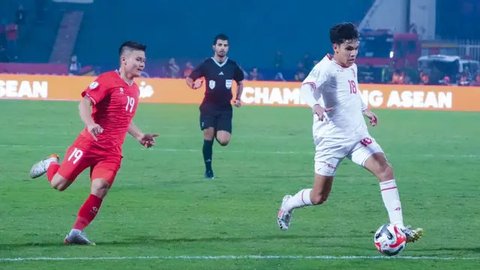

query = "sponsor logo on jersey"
225;79;232;89
89;81;99;89
209;80;216;89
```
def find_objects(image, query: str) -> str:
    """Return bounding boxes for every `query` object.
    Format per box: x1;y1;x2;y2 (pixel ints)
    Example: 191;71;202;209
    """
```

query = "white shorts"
314;136;384;176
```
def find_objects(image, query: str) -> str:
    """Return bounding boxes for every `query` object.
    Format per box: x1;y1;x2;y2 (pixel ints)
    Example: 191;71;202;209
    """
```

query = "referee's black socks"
203;139;214;171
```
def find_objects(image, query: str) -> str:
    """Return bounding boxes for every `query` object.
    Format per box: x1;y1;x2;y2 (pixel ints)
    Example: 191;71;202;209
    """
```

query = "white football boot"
29;154;59;179
64;229;95;245
400;226;424;243
277;195;293;230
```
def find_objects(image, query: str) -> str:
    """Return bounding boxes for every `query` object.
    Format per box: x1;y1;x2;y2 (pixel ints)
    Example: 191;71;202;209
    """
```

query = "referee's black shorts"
199;104;233;133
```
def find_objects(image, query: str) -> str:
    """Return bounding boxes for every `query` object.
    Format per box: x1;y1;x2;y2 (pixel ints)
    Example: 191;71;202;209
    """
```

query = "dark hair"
119;41;147;56
213;33;229;45
329;23;359;44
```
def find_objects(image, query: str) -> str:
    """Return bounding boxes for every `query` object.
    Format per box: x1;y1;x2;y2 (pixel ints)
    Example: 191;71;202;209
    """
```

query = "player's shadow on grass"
0;234;357;249
93;233;367;248
0;242;71;249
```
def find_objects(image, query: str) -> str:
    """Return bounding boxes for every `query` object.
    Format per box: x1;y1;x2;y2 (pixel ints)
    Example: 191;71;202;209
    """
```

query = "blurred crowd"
0;1;47;62
390;69;480;86
0;4;25;62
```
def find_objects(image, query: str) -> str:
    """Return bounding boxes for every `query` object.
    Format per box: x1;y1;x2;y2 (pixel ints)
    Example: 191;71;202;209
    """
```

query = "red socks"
73;194;103;231
46;163;60;182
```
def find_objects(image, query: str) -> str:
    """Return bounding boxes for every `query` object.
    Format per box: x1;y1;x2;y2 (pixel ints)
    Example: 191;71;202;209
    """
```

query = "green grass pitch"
0;100;479;269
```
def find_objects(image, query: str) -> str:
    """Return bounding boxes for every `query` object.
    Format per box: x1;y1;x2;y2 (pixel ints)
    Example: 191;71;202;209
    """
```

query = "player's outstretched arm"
79;96;103;141
128;122;159;148
363;109;378;126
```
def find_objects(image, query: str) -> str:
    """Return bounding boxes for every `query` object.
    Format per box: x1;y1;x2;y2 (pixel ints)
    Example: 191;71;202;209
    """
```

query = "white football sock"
379;179;404;227
283;188;313;212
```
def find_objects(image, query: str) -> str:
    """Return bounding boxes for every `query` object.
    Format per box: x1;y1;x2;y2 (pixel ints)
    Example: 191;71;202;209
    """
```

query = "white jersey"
303;54;368;140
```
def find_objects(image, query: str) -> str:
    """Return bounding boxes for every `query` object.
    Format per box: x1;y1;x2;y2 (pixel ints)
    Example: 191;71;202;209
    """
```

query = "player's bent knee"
377;164;394;181
218;139;230;146
51;180;68;191
91;179;111;198
50;175;70;191
311;194;328;205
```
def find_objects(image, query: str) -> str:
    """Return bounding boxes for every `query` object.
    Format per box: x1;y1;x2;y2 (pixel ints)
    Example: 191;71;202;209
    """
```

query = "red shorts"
57;142;122;185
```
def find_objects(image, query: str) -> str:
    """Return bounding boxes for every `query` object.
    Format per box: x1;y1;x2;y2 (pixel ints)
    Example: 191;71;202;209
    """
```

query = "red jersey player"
29;41;158;245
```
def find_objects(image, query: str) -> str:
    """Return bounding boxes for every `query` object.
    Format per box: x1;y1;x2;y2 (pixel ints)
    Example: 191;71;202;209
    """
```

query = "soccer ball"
373;224;407;256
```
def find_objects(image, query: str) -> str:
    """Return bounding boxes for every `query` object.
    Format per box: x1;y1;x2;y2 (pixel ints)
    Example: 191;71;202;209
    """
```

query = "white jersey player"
276;22;423;243
304;53;380;177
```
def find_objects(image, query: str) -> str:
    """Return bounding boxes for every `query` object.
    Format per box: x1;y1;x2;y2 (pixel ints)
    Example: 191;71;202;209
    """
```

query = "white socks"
379;179;404;227
283;188;313;212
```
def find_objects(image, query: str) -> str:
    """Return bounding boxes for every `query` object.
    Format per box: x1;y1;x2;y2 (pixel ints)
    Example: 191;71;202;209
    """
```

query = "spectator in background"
182;61;194;78
419;72;430;85
15;5;26;40
441;75;451;85
248;67;262;81
458;72;470;86
294;62;307;81
470;73;480;86
68;54;81;75
16;5;26;25
274;50;285;82
167;57;180;78
391;69;406;84
274;72;286;81
274;50;283;72
5;22;18;60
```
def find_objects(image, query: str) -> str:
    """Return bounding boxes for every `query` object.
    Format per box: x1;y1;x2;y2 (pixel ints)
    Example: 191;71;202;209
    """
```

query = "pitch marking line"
1;255;479;262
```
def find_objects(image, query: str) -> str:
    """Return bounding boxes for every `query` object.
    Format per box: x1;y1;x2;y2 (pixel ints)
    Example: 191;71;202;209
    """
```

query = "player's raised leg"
30;153;75;190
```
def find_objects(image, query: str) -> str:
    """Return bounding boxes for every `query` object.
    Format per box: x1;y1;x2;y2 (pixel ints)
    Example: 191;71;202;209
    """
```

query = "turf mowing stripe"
1;255;479;262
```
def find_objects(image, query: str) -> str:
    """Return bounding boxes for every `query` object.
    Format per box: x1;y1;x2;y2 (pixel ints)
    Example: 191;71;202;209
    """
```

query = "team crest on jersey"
209;80;216;89
89;81;99;89
225;79;232;89
119;87;124;94
351;68;356;78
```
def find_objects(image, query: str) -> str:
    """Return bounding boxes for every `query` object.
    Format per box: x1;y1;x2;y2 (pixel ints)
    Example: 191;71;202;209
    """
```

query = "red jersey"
77;71;139;154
